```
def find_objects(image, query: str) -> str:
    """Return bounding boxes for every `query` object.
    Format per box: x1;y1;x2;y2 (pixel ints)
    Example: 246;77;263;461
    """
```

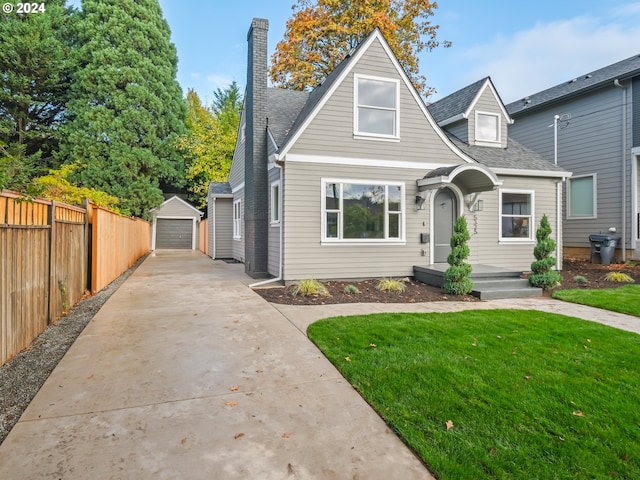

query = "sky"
73;1;640;105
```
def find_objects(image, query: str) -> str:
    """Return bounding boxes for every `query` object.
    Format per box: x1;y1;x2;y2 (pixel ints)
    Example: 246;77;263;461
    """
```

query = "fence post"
46;201;54;325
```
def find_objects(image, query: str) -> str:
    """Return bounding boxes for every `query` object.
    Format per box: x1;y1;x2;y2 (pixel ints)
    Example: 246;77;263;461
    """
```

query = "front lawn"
308;310;640;479
552;284;640;317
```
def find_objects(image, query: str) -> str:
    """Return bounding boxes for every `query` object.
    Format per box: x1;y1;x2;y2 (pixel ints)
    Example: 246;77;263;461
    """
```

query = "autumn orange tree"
270;0;449;97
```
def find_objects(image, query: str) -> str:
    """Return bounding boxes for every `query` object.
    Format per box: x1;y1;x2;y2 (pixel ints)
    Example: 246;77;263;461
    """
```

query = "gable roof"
149;195;203;216
507;53;640;115
273;28;476;164
428;77;513;126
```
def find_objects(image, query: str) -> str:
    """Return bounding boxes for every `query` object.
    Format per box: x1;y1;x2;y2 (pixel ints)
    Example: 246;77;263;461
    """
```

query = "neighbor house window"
270;181;280;224
476;111;500;143
354;74;399;138
233;199;242;239
567;174;596;218
500;189;534;241
322;179;404;242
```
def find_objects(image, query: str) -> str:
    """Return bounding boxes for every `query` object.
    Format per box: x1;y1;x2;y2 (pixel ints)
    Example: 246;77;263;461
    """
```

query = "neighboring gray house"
211;18;569;285
507;54;640;262
149;195;203;250
207;182;233;259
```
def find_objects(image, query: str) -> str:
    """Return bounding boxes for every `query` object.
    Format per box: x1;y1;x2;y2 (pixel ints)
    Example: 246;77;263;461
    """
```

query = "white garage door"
156;219;193;249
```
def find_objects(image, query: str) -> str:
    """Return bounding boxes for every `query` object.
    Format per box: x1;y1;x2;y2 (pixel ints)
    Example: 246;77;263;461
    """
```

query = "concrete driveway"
0;251;434;479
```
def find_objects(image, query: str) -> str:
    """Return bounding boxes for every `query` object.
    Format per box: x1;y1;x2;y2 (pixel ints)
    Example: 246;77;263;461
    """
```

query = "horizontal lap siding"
268;167;281;276
155;198;200;218
282;162;430;280
233;189;245;262
214;199;233;258
510;88;630;248
467;176;560;271
291;39;462;164
470;88;509;147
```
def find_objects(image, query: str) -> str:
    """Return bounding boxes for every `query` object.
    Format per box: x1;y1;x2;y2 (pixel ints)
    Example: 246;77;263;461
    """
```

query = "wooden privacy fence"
198;218;208;256
0;191;150;366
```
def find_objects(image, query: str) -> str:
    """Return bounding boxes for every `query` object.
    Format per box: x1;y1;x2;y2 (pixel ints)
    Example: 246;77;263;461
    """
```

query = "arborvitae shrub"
444;216;473;295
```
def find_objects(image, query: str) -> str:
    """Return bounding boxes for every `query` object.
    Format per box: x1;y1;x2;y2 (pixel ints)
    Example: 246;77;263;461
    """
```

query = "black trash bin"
589;234;620;265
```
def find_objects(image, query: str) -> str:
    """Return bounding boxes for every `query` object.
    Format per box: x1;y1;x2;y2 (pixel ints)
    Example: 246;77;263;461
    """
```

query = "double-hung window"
354;74;399;139
233;199;242;239
323;179;404;242
270;181;281;224
499;190;534;241
567;174;596;218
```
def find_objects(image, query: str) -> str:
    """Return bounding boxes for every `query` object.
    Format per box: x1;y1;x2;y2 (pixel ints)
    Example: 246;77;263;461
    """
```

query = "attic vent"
523;96;531;105
569;78;577;83
585;74;592;79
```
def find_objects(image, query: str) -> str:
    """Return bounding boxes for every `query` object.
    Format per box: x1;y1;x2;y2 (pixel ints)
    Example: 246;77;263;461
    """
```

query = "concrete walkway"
1;251;638;479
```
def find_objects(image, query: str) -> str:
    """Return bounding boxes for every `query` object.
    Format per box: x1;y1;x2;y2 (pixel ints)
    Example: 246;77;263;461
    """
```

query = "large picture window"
567;174;596;218
500;190;534;241
233;199;242;239
323;180;404;242
354;75;399;138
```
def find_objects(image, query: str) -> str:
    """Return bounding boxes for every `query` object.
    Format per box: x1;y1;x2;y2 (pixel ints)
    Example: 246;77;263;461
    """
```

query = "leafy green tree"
529;214;562;290
271;0;450;96
0;0;76;189
175;86;241;208
444;216;473;295
58;0;186;217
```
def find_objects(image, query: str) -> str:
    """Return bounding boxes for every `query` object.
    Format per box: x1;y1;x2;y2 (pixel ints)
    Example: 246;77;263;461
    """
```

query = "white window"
233;199;242;239
240;122;246;143
567;174;596;218
354;74;399;139
270;181;280;224
476;111;500;143
322;179;404;242
499;189;534;241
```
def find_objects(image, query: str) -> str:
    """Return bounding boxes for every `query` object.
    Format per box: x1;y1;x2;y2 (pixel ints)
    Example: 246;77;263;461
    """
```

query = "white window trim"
270;180;281;226
353;74;400;141
567;173;597;219
499;188;535;243
321;178;406;245
475;110;501;145
233;199;242;239
240;122;246;143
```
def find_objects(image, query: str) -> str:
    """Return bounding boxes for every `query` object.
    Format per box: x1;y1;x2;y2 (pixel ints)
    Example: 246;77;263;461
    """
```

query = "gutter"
614;79;628;262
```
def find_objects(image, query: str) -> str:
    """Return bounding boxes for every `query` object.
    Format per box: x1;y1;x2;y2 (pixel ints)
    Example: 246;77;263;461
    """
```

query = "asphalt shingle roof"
427;77;488;123
208;182;232;196
507;53;640;116
267;88;310;147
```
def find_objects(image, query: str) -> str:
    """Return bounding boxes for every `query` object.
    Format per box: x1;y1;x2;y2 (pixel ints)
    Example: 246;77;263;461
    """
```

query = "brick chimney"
244;18;269;278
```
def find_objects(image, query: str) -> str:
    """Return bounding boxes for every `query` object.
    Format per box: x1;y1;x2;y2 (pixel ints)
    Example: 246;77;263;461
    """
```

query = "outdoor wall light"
415;195;426;210
471;200;483;212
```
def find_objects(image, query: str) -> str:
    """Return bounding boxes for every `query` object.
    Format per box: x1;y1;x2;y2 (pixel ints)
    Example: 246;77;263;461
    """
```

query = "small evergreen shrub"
291;278;329;297
376;278;406;294
344;284;360;294
529;214;562;290
444;216;473;295
573;275;588;285
604;271;635;283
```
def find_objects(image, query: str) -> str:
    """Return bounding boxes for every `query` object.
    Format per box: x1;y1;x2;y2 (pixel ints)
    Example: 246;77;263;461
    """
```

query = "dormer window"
476;111;500;143
354;74;399;140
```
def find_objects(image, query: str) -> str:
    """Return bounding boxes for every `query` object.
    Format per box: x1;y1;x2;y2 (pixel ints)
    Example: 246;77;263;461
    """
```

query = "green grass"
553;284;640;317
308;310;640;480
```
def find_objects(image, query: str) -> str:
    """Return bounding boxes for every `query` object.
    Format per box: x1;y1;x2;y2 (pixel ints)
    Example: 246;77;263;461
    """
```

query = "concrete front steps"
413;264;543;300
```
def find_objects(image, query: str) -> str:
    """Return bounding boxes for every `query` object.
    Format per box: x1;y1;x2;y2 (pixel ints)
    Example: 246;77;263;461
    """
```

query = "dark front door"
434;188;457;263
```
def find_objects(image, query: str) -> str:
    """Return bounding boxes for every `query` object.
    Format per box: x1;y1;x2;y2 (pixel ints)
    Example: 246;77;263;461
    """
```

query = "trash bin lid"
589;234;621;242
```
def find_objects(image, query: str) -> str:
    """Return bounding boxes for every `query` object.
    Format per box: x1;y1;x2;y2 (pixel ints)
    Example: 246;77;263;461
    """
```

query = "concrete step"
471;278;531;290
471;286;543;300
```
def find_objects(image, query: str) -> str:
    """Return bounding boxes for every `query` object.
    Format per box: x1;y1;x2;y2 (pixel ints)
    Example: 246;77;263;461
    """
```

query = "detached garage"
150;196;203;250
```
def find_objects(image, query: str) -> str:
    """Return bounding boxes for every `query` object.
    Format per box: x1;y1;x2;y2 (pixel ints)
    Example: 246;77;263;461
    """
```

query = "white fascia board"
231;182;245;194
285;153;454;171
492;168;572;179
467;79;515;125
437;113;467;127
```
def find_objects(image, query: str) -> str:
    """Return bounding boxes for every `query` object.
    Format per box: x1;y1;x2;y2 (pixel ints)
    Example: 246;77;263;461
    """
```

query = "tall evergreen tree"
59;0;186;217
0;0;76;191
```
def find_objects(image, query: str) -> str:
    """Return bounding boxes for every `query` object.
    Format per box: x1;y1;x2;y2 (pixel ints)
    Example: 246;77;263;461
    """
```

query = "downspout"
249;161;284;288
556;180;563;270
614;79;627;262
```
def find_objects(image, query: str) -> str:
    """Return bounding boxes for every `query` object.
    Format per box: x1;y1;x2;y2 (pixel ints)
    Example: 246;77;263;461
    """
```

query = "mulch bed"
254;258;640;305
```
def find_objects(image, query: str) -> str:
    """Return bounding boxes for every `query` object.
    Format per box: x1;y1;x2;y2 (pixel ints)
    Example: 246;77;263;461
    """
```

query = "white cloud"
446;7;640;103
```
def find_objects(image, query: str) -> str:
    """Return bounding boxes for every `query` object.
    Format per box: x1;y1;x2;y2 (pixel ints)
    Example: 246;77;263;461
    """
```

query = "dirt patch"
254;259;640;305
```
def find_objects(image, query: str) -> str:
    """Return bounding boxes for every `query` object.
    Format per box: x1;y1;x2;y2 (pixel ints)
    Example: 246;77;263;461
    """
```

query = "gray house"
211;18;569;287
507;54;640;262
